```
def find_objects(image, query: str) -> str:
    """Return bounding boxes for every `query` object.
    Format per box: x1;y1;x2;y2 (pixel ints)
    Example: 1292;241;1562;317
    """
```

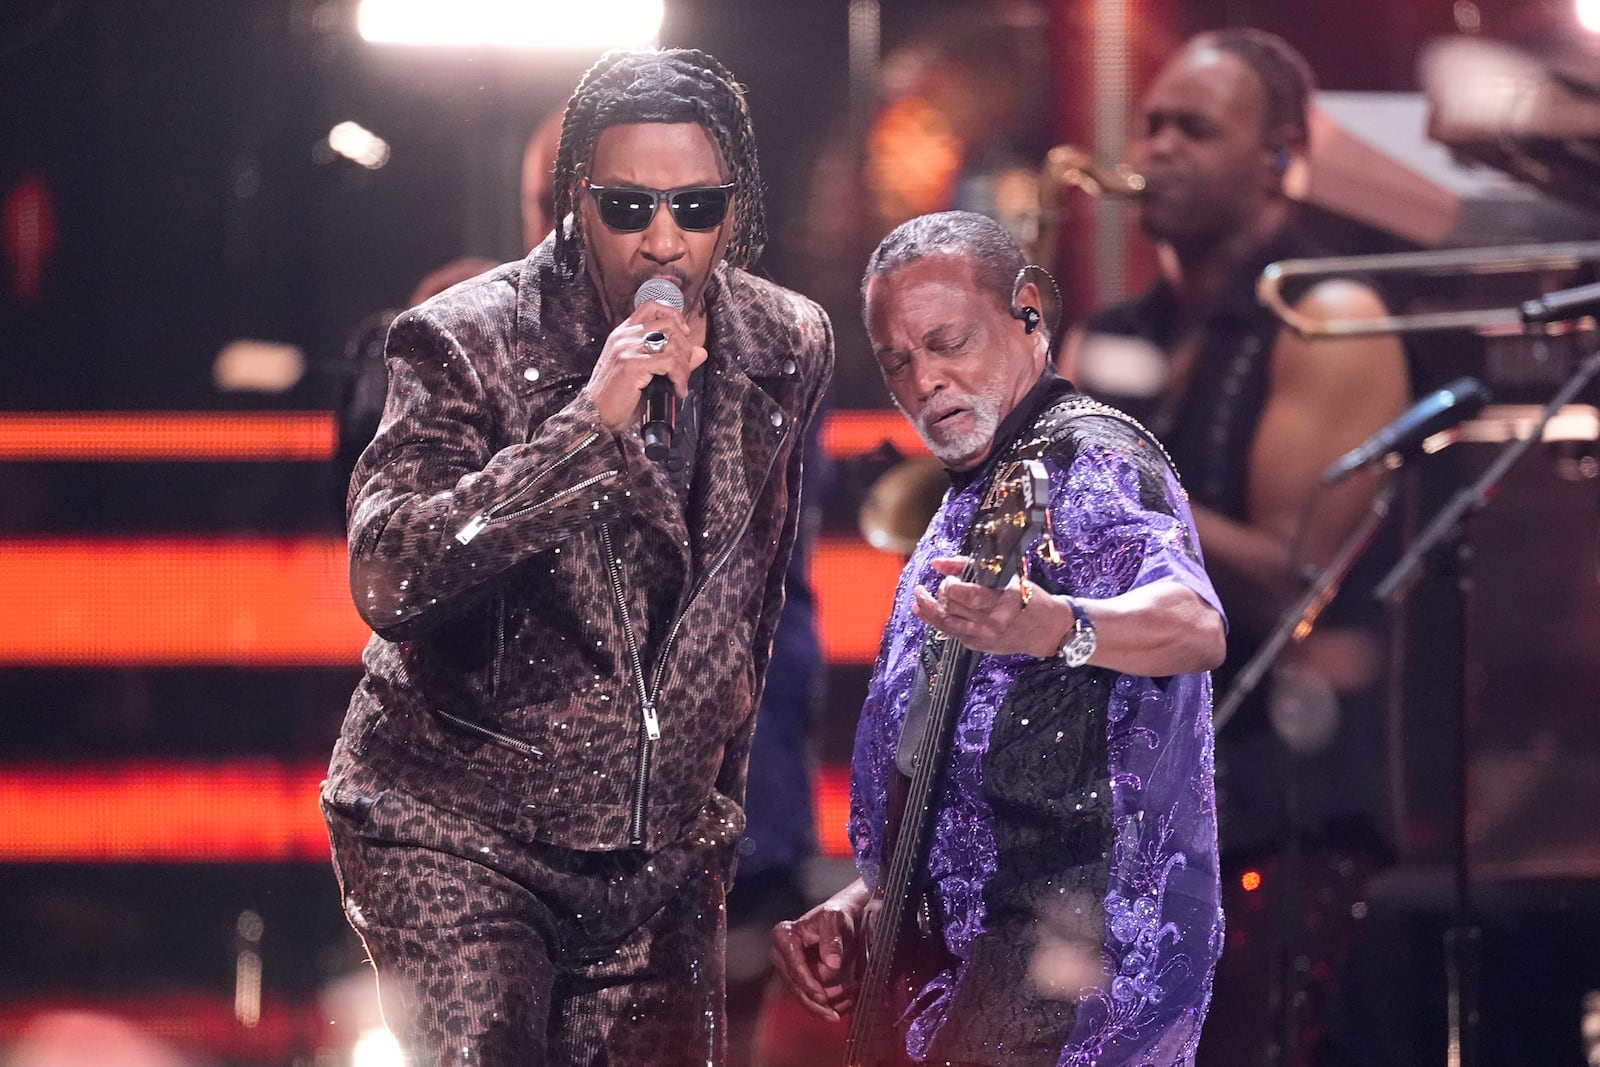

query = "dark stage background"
2;1;1599;1065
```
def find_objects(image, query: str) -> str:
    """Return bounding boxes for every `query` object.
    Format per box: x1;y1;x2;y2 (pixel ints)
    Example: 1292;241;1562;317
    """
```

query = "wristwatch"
1056;598;1098;667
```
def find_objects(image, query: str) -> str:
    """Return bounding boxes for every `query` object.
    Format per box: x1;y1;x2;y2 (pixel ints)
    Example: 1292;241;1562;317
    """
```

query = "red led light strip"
820;408;929;458
0;409;922;462
0;535;900;667
0;412;336;461
0;762;855;863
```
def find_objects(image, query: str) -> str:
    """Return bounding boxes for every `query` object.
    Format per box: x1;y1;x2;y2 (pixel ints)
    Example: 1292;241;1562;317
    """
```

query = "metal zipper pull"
452;431;604;547
641;700;661;741
455;513;488;545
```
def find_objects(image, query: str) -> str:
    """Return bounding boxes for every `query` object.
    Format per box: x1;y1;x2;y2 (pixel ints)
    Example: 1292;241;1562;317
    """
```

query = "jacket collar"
512;237;609;387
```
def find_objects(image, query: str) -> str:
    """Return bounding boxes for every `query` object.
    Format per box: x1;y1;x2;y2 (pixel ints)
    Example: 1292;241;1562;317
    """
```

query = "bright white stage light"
358;0;665;50
1580;0;1600;33
352;1026;407;1067
327;121;391;170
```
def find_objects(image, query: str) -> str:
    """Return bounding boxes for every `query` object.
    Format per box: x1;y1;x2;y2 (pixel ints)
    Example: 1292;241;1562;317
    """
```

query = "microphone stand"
1373;344;1600;1067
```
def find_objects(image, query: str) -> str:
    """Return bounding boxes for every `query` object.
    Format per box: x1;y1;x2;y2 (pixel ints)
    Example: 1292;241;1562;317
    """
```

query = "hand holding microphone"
585;278;705;446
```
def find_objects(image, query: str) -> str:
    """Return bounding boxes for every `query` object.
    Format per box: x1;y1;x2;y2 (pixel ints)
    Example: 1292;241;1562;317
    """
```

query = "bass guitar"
844;457;1052;1067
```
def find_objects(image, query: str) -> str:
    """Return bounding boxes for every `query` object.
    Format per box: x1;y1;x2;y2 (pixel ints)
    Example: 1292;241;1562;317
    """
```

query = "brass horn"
1258;240;1600;338
1041;145;1146;200
858;457;949;556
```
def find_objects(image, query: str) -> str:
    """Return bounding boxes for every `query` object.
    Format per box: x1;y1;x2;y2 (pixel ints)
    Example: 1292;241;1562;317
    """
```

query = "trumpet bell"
858;457;949;556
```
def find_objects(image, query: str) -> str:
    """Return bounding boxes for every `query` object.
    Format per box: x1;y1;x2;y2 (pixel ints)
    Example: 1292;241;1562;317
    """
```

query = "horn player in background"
1061;28;1411;1067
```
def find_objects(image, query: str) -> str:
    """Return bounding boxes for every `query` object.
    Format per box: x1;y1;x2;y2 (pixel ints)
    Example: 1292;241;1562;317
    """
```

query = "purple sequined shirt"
850;400;1226;1066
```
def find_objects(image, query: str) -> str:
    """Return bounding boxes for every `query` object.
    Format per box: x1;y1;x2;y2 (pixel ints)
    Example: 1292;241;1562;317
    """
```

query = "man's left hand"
912;556;1068;658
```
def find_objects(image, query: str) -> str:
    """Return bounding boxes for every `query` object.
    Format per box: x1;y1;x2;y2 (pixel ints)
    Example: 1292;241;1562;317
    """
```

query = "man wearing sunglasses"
321;48;833;1065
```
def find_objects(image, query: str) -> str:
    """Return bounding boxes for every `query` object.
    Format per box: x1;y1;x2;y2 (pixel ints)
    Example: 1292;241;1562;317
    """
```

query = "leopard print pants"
325;789;730;1066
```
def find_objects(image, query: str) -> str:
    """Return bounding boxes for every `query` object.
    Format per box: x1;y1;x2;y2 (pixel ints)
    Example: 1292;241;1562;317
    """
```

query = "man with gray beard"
771;211;1227;1066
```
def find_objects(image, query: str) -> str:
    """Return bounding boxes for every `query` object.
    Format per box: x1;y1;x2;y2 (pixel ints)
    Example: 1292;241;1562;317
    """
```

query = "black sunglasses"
581;177;736;233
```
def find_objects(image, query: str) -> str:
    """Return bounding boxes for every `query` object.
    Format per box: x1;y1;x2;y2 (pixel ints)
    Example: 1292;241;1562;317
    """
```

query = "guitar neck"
846;634;971;1063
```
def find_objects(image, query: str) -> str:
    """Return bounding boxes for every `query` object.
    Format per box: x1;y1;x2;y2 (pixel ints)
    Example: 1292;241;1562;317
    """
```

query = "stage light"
1581;0;1600;33
234;911;264;1029
357;0;664;50
352;1027;405;1067
212;338;306;393
1241;869;1264;893
327;120;390;170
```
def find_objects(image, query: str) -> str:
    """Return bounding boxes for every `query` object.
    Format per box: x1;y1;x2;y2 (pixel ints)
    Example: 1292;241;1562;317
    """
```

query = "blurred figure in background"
1064;29;1411;1067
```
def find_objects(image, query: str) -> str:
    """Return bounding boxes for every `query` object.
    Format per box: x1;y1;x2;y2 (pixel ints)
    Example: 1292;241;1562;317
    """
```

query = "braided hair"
551;48;767;277
1192;28;1315;149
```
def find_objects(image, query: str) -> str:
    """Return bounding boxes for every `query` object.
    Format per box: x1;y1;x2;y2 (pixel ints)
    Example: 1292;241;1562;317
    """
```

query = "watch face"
1062;623;1097;668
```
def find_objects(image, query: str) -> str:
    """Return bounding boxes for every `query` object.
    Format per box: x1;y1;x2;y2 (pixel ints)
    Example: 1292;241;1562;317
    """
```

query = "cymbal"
858;456;948;555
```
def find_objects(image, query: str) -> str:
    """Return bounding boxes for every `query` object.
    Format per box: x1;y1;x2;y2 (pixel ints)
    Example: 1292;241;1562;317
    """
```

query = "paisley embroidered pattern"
850;400;1225;1066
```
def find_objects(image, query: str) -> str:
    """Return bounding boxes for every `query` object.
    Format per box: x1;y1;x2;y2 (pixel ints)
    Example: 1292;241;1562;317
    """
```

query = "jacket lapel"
689;267;790;576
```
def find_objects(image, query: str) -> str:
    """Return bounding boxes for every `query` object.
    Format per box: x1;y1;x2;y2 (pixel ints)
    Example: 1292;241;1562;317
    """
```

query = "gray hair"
861;211;1024;318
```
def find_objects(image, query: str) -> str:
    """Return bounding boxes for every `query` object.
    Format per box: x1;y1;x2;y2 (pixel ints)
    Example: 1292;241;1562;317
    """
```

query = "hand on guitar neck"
912;555;1080;660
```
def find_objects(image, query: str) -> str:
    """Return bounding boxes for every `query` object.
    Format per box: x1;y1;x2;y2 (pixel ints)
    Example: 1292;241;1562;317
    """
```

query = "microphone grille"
1445;376;1491;411
632;278;685;313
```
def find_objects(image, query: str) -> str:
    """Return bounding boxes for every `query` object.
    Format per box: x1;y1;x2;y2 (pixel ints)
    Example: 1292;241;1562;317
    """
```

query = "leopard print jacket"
325;235;833;853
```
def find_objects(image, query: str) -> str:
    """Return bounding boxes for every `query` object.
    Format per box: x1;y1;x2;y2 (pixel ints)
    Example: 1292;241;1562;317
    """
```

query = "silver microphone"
633;280;684;461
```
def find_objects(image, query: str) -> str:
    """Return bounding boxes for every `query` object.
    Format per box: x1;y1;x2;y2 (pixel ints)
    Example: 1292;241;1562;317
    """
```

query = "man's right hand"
583;300;707;435
769;877;871;1022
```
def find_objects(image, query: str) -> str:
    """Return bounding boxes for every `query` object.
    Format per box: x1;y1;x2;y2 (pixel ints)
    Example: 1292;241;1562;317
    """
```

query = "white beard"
905;382;1005;469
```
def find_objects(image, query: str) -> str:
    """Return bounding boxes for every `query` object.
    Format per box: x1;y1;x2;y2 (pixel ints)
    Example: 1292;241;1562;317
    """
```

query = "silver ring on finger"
642;330;668;353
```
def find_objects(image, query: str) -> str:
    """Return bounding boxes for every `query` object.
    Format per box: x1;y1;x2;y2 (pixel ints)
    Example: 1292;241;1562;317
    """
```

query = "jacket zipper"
455;432;602;545
601;523;659;846
473;468;620;531
491;592;505;697
603;423;791;846
430;706;544;758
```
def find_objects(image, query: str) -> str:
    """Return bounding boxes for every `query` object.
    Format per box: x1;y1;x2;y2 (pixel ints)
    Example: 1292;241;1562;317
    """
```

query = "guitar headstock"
967;458;1050;590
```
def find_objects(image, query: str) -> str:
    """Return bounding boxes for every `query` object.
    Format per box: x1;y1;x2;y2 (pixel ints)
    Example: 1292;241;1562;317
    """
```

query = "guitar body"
843;459;1051;1067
